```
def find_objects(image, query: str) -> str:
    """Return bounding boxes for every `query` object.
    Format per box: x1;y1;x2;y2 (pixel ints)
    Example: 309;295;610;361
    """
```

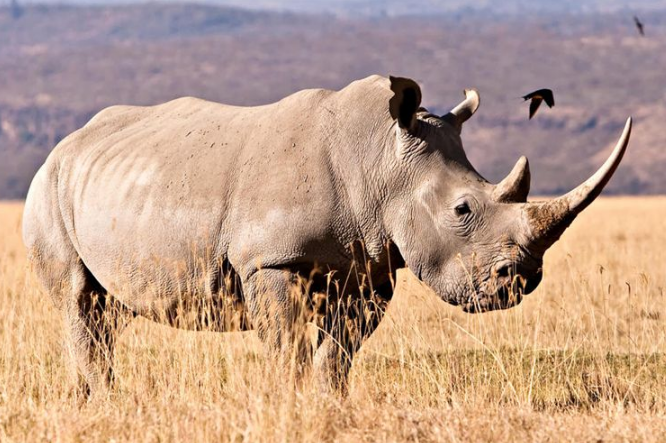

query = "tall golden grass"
1;198;665;442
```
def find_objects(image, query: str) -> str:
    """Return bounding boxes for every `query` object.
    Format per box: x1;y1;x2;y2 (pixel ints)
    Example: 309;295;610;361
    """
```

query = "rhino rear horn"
442;88;480;132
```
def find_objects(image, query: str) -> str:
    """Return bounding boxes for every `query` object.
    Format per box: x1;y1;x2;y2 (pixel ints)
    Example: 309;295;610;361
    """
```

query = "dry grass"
1;197;665;442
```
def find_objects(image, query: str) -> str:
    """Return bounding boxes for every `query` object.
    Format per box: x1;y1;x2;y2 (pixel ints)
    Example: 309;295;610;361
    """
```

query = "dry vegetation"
0;197;664;441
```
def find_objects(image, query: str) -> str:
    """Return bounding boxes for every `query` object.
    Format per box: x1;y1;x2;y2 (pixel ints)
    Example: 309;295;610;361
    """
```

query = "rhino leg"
63;285;135;400
312;278;392;395
243;269;314;380
28;246;134;400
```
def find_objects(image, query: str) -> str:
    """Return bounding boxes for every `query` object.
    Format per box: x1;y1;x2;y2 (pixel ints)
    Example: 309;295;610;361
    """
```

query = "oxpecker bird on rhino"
22;75;632;399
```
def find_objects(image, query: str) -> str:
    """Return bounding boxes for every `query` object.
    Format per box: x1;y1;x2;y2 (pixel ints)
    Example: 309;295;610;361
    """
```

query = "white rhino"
22;75;631;397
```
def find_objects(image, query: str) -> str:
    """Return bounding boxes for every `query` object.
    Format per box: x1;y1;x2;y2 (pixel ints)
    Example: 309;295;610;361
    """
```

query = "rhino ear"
389;76;422;132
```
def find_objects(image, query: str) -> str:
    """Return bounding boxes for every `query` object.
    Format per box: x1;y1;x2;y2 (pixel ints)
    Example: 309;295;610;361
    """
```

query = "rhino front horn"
526;117;632;244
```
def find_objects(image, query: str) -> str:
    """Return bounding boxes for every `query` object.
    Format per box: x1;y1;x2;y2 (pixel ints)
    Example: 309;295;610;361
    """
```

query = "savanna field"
1;197;665;442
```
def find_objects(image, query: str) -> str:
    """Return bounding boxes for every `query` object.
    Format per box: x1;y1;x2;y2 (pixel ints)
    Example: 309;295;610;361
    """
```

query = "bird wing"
542;89;555;107
634;17;645;35
529;98;543;119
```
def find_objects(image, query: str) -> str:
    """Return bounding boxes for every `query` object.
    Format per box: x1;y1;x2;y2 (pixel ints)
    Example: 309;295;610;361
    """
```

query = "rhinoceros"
22;75;631;398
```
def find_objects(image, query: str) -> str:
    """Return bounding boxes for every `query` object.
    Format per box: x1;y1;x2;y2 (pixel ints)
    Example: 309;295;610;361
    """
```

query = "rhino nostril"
523;269;543;294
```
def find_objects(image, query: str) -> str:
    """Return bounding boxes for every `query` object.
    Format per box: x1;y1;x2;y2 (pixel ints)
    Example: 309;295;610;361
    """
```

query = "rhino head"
384;76;631;313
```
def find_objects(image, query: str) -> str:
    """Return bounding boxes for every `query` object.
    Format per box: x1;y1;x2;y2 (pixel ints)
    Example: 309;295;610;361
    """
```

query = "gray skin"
22;75;632;398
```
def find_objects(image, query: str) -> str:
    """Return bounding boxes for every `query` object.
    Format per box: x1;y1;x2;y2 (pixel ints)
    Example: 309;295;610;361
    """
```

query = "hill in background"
1;3;665;198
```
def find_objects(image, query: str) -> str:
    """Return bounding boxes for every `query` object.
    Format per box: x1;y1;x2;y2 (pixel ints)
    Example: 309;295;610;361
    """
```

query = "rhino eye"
454;202;471;216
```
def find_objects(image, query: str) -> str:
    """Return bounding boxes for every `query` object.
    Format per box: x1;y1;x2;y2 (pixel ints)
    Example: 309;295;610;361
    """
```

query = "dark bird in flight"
634;15;645;36
522;89;555;120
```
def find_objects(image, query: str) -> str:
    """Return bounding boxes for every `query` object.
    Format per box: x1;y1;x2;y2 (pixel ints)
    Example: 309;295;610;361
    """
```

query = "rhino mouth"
462;286;522;313
462;269;542;313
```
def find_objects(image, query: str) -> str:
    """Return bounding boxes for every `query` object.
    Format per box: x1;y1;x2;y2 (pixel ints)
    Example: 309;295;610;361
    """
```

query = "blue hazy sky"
9;0;665;16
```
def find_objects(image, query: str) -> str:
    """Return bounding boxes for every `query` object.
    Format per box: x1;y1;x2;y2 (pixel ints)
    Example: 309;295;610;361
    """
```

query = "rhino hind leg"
24;166;135;401
63;274;135;400
28;242;134;400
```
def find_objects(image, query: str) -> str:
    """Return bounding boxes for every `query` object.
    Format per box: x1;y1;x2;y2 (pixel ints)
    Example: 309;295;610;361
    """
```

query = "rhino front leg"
243;269;313;381
313;280;392;395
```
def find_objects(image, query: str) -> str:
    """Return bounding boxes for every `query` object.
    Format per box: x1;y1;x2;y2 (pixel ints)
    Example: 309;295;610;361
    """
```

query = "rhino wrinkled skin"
22;75;631;397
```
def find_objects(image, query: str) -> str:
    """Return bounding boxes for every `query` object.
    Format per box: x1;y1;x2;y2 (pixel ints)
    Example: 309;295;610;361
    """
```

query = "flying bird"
634;15;645;36
522;89;554;120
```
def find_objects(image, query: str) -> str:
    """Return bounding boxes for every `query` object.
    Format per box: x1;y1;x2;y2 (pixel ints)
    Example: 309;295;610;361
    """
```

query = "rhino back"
39;86;371;309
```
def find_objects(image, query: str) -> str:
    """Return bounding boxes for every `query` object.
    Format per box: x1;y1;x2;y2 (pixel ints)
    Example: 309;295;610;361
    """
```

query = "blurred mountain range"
1;3;665;198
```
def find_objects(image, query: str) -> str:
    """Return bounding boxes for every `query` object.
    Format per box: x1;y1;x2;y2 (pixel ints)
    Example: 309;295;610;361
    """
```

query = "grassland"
1;197;665;442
